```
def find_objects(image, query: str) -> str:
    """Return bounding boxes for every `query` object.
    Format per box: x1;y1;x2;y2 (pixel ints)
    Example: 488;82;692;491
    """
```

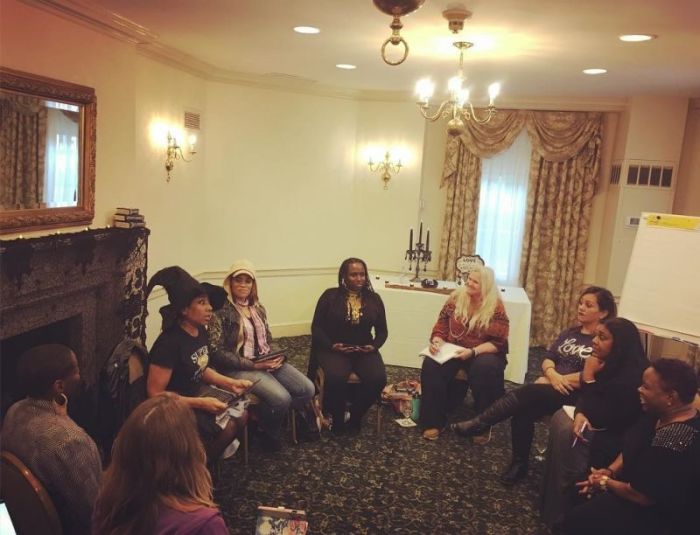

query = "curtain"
438;110;603;345
0;94;47;210
438;110;526;280
475;129;531;285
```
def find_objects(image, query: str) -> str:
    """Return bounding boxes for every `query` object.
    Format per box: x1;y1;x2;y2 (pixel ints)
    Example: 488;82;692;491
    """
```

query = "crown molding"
20;0;632;109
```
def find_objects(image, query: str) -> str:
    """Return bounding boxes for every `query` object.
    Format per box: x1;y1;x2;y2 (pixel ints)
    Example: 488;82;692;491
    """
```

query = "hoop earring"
53;393;68;415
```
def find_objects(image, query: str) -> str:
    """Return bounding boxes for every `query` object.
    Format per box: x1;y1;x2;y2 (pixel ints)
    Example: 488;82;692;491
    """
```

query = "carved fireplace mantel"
0;227;149;387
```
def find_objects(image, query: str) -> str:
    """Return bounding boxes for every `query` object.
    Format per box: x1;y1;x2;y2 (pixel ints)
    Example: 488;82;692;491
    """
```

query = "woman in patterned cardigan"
419;265;509;442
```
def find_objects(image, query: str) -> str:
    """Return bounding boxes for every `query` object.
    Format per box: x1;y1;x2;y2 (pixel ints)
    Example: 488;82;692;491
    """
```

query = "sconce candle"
165;131;197;182
368;149;404;189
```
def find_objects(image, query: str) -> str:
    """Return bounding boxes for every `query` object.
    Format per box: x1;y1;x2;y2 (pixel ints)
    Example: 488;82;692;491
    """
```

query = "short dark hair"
17;344;77;398
580;286;617;320
651;358;699;404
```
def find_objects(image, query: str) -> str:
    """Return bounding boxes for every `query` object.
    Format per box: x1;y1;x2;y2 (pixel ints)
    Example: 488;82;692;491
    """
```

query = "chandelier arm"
463;101;496;125
417;101;449;121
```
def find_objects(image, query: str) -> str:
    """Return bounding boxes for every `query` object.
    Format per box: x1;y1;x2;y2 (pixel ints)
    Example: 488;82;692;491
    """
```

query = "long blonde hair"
452;265;499;333
93;393;216;535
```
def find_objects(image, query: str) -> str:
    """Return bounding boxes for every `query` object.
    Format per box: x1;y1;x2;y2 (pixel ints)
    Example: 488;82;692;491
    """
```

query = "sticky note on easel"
645;214;700;231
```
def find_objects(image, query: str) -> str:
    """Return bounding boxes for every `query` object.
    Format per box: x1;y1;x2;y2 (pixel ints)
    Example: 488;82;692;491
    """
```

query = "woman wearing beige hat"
208;259;315;451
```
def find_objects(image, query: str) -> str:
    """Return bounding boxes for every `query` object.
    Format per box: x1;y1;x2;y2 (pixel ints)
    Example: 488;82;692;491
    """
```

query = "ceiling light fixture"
336;64;357;70
583;68;607;75
372;0;426;66
619;34;657;42
293;26;320;34
415;41;500;135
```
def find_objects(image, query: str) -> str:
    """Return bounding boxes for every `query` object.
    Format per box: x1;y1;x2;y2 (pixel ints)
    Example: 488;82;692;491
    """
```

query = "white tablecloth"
373;278;531;384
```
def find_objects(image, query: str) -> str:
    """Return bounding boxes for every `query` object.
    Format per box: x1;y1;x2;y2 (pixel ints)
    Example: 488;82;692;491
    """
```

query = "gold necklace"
346;291;363;324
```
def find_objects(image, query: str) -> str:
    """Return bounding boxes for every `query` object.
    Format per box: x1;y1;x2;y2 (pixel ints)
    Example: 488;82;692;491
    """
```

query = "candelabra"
405;223;432;282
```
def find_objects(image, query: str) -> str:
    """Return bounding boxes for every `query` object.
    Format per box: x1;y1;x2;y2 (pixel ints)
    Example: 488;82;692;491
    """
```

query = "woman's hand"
228;378;253;394
455;347;473;360
545;369;576;395
573;412;591;442
332;343;354;353
583;356;606;379
254;357;284;370
576;467;610;496
429;337;445;355
358;345;375;353
199;397;228;414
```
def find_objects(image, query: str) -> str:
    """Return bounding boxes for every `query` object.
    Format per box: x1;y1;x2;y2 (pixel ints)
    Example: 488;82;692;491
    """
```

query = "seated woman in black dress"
564;358;699;535
540;317;648;527
451;286;616;484
311;258;388;435
146;266;251;463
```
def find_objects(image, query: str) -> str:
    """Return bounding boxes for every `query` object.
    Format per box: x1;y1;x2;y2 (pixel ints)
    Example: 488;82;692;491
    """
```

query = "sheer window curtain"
475;129;531;285
44;107;79;208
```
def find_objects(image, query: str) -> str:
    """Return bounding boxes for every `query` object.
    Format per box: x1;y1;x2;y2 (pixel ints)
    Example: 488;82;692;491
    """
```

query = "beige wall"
675;101;700;216
3;0;700;344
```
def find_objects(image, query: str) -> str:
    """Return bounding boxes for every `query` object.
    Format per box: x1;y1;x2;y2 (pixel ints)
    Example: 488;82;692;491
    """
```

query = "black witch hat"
146;266;227;320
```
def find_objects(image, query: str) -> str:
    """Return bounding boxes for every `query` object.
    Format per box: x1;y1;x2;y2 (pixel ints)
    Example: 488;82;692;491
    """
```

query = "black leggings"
420;354;505;429
510;384;579;460
316;349;387;428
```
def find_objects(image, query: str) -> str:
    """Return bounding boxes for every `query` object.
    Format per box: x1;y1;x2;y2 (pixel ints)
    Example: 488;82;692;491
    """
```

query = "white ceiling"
49;0;700;104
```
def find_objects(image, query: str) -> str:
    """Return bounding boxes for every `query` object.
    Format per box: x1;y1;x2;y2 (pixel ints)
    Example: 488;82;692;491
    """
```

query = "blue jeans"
227;363;315;439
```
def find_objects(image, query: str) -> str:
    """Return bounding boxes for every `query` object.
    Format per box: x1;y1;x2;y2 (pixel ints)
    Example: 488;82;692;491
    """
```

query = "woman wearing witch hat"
146;266;252;462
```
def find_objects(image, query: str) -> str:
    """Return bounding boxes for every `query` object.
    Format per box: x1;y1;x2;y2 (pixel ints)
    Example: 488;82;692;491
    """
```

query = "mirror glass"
0;67;96;234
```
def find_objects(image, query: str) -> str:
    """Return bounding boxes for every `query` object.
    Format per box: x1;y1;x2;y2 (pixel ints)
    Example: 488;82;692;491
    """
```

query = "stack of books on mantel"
113;207;146;229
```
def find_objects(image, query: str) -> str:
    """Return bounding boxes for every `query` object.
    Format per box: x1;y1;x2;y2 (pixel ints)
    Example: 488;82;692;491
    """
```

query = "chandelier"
415;41;501;135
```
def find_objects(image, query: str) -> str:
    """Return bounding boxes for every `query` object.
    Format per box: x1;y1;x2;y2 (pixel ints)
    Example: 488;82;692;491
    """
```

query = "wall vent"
625;216;641;227
610;163;621;185
626;163;673;188
184;111;200;130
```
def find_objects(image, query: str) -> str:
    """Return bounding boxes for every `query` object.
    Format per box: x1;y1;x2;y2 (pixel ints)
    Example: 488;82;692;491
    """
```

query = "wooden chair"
0;451;63;535
314;367;382;434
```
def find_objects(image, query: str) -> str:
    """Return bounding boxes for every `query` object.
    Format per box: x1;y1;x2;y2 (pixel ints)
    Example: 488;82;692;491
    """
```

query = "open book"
419;342;467;364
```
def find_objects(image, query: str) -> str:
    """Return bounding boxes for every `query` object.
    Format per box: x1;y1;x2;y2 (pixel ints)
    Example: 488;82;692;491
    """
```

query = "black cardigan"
311;287;388;351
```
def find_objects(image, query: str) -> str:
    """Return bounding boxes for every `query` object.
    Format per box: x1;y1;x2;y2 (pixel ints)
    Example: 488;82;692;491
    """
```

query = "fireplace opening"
1;315;83;424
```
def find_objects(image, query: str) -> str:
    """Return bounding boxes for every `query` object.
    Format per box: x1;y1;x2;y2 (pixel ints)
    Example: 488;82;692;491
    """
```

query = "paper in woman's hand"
419;342;467;364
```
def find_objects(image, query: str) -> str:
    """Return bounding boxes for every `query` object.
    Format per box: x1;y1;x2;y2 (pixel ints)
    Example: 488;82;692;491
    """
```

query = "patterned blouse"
430;297;510;355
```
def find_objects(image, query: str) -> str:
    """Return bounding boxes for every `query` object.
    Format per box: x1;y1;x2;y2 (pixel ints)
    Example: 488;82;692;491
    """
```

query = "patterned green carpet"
214;336;552;534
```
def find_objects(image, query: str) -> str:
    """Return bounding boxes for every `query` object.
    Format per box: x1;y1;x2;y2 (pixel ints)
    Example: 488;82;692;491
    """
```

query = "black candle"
409;228;413;249
426;229;430;251
419;221;423;244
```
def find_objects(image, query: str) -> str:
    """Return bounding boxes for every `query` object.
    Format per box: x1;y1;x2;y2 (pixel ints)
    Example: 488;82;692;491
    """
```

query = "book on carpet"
113;220;146;229
115;207;139;215
255;506;308;535
419;342;467;364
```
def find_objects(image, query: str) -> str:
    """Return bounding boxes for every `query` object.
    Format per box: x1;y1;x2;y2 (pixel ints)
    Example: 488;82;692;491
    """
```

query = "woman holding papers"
146;266;251;463
208;260;315;452
311;258;388;435
419;265;509;441
540;317;647;527
451;286;616;484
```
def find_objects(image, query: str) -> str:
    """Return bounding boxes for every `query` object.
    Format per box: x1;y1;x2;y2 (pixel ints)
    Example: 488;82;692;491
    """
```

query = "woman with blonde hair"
92;392;228;534
419;265;509;441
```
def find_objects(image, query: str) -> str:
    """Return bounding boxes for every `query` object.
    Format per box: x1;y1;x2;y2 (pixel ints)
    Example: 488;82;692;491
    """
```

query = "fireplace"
0;227;149;431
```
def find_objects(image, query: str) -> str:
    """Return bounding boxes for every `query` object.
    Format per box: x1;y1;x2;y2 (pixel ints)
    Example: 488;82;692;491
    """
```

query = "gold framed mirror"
0;67;96;234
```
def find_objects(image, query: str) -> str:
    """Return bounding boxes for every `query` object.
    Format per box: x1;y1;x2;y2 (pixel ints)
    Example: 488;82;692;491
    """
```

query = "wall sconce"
165;132;197;182
368;150;403;189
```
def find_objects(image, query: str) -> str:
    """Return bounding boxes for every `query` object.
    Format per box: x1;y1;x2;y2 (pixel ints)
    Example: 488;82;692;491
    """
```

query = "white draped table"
372;278;531;384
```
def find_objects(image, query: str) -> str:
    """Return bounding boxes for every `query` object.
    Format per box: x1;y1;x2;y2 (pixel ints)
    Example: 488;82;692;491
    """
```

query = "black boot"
450;391;520;437
500;457;528;485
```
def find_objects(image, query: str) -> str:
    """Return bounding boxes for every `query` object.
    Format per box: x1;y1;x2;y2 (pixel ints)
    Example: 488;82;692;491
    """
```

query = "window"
475;130;531;285
44;103;80;208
